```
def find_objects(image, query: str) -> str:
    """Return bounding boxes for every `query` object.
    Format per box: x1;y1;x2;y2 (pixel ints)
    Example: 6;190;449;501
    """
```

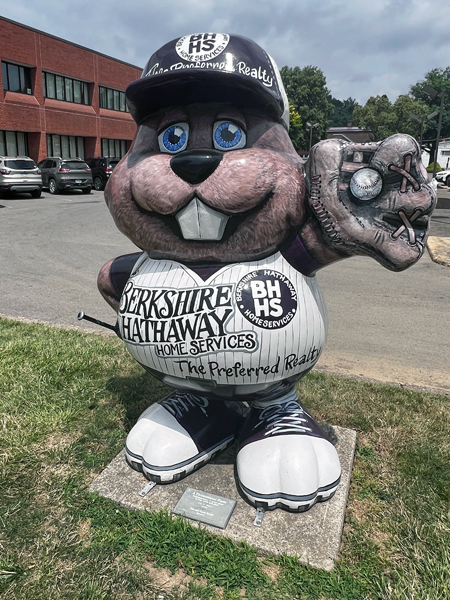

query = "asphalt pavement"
1;187;449;394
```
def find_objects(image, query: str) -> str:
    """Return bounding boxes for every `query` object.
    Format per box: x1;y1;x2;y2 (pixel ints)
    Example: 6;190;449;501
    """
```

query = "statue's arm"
97;252;143;312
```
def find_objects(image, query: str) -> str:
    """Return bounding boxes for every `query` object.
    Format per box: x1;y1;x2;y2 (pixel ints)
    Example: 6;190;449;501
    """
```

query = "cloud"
0;0;449;104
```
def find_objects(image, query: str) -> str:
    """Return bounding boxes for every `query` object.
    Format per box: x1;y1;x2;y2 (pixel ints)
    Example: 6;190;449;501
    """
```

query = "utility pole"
410;110;438;149
306;122;319;151
423;84;447;178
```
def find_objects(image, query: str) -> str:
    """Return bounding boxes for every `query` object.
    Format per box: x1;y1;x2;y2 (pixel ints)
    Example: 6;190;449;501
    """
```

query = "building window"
0;130;28;156
42;72;90;105
46;134;85;159
2;61;32;94
101;138;128;158
99;86;129;112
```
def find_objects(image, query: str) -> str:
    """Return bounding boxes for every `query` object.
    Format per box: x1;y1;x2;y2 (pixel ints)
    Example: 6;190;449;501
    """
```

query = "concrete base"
90;425;356;571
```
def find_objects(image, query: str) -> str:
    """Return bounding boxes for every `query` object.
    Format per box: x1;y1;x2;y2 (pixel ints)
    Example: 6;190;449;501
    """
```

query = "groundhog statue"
96;33;436;512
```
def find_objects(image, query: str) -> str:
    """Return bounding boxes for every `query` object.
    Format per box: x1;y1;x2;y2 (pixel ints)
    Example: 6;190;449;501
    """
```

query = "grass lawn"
1;317;449;600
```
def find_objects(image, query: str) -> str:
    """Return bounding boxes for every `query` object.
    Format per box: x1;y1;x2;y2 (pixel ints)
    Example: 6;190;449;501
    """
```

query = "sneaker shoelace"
160;392;209;418
254;400;313;437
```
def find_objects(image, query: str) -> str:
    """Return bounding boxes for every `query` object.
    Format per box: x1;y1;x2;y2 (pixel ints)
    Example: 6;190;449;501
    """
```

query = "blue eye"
158;122;189;154
213;121;246;151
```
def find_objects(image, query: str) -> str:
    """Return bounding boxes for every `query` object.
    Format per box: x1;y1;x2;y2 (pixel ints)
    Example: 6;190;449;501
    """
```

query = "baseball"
350;167;383;201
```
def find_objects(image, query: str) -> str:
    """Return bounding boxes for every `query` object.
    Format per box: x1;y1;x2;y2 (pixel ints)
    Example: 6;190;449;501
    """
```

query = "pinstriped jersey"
117;251;328;388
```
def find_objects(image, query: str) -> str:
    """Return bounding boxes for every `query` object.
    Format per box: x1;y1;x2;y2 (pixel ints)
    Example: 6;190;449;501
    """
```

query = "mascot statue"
95;34;436;512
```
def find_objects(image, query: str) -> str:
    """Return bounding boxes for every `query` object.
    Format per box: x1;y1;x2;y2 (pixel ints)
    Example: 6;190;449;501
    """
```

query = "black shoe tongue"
237;399;330;450
160;392;246;452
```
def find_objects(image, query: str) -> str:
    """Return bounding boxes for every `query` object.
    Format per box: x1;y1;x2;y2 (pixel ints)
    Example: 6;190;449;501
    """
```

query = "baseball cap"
126;33;289;129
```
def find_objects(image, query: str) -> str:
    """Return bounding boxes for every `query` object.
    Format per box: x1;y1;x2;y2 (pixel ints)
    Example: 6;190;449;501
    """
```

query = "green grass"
1;316;449;599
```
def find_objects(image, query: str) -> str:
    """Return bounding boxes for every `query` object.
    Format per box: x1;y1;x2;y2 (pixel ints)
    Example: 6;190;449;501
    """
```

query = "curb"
427;236;450;267
1;313;448;396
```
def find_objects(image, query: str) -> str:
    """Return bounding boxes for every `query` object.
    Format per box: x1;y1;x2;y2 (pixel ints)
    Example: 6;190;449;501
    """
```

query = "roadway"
1;188;449;393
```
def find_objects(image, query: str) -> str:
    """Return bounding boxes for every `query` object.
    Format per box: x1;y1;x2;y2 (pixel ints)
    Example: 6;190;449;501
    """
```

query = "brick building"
327;126;374;144
0;16;141;162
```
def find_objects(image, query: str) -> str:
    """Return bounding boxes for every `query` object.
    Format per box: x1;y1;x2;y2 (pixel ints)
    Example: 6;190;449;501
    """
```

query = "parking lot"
1;186;449;393
0;187;136;326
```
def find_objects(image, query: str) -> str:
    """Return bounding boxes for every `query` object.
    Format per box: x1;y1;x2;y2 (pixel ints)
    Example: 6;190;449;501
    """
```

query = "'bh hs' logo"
235;270;297;329
176;33;230;62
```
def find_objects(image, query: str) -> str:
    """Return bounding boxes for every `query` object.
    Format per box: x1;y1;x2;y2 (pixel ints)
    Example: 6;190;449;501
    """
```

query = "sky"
1;0;449;105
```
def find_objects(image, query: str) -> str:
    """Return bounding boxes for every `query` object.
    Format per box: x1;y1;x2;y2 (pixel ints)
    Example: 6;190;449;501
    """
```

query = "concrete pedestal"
90;425;356;571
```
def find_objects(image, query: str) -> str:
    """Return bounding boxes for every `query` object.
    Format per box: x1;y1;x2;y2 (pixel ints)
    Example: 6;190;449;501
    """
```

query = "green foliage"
426;162;442;173
410;67;450;141
328;95;360;127
353;95;395;140
280;65;333;148
352;94;429;141
409;67;450;164
287;102;303;150
280;62;450;150
393;94;432;137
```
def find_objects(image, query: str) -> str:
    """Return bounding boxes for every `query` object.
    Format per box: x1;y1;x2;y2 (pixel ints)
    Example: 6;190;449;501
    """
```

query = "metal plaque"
173;487;236;529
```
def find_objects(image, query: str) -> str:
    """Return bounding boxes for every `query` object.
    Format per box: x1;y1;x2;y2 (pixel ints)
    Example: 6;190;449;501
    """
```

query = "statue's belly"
118;252;328;391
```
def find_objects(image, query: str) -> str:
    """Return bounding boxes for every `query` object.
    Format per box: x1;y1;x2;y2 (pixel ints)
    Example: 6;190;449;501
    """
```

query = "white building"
422;138;450;169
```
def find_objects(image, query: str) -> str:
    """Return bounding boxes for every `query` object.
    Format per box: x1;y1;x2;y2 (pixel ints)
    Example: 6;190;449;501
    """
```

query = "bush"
426;162;442;173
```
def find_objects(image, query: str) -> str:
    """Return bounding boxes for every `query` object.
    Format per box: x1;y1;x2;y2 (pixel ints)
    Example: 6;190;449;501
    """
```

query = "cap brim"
126;69;284;125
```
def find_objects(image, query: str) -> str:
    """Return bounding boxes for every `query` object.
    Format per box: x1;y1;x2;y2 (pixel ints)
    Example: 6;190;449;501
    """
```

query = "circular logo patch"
175;33;230;62
235;270;297;329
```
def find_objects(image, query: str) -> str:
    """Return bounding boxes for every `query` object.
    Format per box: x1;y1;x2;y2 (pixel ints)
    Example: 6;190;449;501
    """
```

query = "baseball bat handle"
77;311;121;337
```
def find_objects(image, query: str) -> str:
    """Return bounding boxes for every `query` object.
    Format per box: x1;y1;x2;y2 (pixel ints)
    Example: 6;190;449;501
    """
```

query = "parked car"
38;157;92;194
0;156;42;198
85;157;120;191
435;169;450;187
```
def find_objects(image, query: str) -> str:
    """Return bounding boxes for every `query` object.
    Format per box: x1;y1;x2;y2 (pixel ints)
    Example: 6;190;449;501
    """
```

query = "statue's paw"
125;391;246;483
236;396;341;511
306;134;436;271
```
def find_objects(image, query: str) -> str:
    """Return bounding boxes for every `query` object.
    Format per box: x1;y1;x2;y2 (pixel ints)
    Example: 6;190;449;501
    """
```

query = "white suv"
0;156;42;198
435;169;450;187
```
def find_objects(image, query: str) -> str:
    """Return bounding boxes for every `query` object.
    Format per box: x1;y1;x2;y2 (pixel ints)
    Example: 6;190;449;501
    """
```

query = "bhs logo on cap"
176;33;230;62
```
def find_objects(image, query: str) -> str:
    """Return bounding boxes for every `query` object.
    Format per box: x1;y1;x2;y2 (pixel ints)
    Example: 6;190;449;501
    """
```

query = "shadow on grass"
105;370;170;431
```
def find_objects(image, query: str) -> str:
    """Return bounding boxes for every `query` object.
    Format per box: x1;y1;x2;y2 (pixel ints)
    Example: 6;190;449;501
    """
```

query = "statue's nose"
170;150;223;184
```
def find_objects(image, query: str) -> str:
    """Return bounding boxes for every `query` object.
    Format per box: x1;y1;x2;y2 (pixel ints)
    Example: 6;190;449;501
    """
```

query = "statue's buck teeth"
175;196;229;241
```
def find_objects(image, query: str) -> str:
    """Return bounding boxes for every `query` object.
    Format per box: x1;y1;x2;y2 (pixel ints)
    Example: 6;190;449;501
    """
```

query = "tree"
352;94;429;142
410;67;450;160
280;65;333;149
328;96;360;127
287;103;304;150
353;95;396;140
392;94;433;139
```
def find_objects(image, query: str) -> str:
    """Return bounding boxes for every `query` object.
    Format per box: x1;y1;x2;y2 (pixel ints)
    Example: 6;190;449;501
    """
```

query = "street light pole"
434;92;446;179
410;110;438;149
307;122;319;151
423;84;447;179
